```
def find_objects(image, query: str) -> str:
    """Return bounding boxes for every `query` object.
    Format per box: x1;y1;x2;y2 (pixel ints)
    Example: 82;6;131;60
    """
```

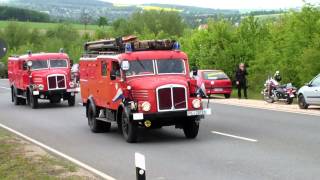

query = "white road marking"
0;86;10;90
211;131;258;142
0;123;116;180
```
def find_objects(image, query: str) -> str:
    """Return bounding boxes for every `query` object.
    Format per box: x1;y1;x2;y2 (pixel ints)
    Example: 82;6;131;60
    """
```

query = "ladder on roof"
84;35;177;54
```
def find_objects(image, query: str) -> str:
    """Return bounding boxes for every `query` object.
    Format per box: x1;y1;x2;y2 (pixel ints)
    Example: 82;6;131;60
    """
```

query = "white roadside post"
135;152;146;180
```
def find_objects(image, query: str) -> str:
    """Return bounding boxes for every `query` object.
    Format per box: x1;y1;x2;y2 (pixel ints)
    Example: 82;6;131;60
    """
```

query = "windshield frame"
29;59;69;71
125;59;186;78
156;59;186;76
49;59;69;69
125;59;156;78
30;60;49;71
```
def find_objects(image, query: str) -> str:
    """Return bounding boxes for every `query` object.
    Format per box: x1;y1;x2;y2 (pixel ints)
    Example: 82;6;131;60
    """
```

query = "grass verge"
0;127;97;180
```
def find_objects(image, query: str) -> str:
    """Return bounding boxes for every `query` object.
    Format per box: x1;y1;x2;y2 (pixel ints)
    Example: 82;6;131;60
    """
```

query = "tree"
80;9;92;32
98;17;108;28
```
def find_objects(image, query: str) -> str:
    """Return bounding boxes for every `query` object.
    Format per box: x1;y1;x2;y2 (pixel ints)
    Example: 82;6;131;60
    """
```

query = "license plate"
214;88;223;92
133;113;144;120
187;109;211;116
33;91;39;95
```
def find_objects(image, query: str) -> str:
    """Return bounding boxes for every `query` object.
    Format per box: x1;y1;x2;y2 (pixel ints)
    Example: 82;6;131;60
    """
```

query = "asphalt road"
1;79;320;180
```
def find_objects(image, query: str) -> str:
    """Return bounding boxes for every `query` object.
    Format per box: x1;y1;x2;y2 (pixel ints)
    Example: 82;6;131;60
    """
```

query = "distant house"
198;24;208;30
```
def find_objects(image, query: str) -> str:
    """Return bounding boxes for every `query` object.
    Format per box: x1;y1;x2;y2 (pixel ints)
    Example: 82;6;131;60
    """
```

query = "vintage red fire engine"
80;36;211;143
7;50;79;109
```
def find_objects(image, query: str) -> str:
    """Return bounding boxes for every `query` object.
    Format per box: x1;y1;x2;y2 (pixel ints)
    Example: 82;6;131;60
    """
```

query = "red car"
196;70;232;98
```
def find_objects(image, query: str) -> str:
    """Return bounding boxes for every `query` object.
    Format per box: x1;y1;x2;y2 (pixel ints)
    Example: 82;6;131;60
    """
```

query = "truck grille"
157;85;187;111
131;90;149;101
47;75;66;90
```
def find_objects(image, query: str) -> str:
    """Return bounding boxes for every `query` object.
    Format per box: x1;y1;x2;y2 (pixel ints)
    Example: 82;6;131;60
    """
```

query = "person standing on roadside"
235;63;248;99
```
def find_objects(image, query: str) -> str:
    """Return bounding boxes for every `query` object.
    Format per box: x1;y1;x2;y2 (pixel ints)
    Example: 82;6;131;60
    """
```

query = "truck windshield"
50;59;68;68
31;60;48;70
126;59;185;77
126;60;154;76
157;59;185;74
203;71;229;80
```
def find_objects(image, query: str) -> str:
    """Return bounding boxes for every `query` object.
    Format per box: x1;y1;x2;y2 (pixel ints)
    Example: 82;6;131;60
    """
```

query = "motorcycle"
262;76;297;104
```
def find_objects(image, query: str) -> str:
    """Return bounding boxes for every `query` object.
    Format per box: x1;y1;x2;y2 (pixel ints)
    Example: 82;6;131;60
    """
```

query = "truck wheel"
224;94;231;99
121;111;138;143
183;116;200;139
298;95;309;109
13;89;19;105
29;92;38;109
68;95;75;106
87;104;110;133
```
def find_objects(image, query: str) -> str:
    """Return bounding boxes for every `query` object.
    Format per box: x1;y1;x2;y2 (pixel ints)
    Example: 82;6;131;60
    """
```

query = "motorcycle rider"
274;71;282;82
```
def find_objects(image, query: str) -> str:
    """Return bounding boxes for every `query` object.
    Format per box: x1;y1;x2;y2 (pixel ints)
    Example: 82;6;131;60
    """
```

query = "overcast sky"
104;0;319;10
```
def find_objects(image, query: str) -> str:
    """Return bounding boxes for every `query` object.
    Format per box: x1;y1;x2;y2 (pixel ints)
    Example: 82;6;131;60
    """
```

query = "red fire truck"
8;51;79;109
80;36;211;142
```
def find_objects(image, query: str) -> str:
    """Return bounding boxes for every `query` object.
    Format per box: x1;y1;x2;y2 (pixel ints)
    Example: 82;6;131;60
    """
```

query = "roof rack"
84;35;178;54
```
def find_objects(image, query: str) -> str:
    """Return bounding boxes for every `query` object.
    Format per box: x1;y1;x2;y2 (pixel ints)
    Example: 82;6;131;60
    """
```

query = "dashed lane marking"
211;131;258;142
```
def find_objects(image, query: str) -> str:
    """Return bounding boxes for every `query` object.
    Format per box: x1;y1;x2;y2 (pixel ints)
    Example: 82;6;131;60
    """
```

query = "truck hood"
127;75;188;90
31;68;69;77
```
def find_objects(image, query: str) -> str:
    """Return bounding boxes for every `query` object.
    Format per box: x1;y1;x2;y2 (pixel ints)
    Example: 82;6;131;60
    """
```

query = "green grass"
0;20;101;31
0;128;94;180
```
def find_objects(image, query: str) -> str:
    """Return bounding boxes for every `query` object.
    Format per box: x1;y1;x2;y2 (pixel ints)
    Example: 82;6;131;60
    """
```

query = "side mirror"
121;61;130;71
27;60;32;68
110;70;116;80
193;70;198;76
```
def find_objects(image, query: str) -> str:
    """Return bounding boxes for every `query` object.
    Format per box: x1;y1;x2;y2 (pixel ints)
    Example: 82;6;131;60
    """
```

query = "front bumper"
132;108;212;121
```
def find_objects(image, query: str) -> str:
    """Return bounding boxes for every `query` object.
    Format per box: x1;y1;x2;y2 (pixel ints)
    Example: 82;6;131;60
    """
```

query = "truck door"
109;60;121;109
96;59;110;108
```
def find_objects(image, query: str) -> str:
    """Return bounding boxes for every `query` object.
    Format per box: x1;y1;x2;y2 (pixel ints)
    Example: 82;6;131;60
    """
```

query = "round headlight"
141;101;151;112
192;99;201;109
38;84;44;91
69;82;75;88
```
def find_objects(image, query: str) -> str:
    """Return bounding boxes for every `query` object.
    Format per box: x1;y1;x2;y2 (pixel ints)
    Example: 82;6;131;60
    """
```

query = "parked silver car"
298;74;320;109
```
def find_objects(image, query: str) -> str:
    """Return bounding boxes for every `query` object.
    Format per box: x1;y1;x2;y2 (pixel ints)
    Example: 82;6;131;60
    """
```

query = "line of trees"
0;6;50;22
1;6;320;93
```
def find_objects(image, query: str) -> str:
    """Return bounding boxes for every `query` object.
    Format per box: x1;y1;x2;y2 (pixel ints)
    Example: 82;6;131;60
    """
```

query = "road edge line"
0;123;116;180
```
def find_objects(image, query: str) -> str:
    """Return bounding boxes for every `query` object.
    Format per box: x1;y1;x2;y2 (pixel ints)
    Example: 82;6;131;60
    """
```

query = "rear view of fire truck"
80;36;211;143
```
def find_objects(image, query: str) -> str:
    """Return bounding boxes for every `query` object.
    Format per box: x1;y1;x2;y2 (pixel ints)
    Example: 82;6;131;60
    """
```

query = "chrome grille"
157;85;187;112
47;75;66;90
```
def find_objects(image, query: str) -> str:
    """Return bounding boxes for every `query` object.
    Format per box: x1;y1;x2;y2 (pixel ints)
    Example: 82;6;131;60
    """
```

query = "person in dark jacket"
235;63;248;99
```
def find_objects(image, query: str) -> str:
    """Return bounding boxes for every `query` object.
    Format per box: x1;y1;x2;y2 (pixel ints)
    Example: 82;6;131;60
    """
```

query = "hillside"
3;0;241;26
0;5;50;22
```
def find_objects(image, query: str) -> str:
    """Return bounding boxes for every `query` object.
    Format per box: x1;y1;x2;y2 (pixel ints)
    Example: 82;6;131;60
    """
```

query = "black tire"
121;110;138;143
19;98;26;105
87;104;110;133
224;94;231;99
13;89;19;105
29;91;38;109
68;95;75;106
11;88;14;102
286;97;294;105
183;116;200;139
263;90;274;103
298;95;309;109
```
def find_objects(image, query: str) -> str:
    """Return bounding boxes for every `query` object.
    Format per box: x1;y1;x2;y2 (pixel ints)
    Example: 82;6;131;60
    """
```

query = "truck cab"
80;37;211;142
8;51;79;109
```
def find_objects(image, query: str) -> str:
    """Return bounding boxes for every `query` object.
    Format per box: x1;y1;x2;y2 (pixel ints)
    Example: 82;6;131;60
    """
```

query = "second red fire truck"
8;50;79;109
